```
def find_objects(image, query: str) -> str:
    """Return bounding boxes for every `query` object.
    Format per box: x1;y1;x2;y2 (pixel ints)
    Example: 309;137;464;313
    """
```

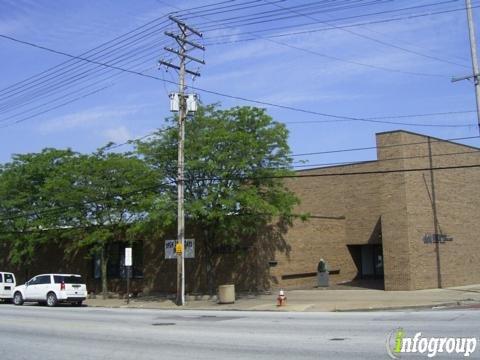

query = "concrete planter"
218;284;235;304
317;272;329;287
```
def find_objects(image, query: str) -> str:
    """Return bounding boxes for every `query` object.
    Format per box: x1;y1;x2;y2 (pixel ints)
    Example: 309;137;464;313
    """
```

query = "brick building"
272;130;480;291
2;130;479;293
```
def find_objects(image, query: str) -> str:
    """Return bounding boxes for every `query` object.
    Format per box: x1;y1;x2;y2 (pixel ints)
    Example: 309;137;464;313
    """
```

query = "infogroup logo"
386;328;477;358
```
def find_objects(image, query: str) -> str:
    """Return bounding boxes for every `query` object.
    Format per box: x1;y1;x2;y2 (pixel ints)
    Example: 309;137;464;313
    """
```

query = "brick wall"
275;130;480;291
3;130;479;293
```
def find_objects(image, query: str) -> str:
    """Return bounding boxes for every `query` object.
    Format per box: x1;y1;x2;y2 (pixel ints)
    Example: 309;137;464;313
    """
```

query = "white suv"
13;274;87;307
0;272;16;302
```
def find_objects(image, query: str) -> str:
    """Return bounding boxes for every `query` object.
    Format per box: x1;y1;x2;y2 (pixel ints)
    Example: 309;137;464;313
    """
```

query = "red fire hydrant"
276;289;287;306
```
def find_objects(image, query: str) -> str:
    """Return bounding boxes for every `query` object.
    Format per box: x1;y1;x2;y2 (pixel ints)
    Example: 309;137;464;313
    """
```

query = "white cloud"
38;106;139;134
201;68;255;86
0;18;26;35
208;39;287;66
103;126;132;143
259;91;367;106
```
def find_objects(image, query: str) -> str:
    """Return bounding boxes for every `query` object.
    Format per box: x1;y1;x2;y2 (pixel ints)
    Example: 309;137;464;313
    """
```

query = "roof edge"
375;129;480;151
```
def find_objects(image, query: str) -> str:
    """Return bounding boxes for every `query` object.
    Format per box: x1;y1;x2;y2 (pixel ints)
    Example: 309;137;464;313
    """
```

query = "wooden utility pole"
453;0;480;134
159;16;204;306
466;0;480;133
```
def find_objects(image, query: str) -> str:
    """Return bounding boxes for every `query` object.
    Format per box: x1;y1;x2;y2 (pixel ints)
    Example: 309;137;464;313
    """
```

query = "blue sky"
0;0;479;167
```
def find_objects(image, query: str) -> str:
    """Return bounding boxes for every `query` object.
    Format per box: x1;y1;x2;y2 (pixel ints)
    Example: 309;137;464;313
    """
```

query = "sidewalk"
84;284;480;312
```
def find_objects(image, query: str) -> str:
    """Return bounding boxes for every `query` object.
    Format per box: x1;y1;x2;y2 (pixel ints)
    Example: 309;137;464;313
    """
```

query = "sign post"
125;247;132;304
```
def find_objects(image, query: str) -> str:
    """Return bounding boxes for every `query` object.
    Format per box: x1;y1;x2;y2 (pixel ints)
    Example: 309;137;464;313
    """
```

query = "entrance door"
360;245;383;278
372;245;384;277
348;244;384;279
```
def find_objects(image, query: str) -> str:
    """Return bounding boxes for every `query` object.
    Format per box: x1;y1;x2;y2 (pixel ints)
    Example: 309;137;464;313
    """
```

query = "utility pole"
159;16;204;306
453;0;480;134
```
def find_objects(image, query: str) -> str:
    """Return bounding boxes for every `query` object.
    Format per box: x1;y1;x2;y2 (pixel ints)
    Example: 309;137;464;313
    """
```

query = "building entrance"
348;244;384;281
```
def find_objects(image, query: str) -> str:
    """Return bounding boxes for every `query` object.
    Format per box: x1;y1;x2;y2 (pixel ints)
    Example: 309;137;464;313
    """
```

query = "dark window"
28;277;39;285
54;275;83;284
37;275;51;285
0;274;3;282
4;274;14;283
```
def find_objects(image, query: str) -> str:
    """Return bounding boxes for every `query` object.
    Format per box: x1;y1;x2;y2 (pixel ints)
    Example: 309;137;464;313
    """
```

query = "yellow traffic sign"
175;243;183;254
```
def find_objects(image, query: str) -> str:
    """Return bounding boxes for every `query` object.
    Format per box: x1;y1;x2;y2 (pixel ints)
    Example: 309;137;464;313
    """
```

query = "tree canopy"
136;104;299;291
0;104;300;294
0;148;77;266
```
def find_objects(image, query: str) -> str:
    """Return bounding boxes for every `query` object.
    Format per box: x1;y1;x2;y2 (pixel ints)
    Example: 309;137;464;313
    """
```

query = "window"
0;274;3;283
54;275;83;284
37;275;51;285
28;277;39;285
4;274;14;283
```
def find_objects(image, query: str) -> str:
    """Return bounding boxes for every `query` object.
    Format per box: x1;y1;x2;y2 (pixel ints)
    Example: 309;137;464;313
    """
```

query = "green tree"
0;149;77;270
43;148;160;298
136;105;299;293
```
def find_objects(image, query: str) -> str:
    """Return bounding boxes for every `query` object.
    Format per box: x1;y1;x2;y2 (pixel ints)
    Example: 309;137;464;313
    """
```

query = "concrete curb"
332;302;461;312
82;300;480;313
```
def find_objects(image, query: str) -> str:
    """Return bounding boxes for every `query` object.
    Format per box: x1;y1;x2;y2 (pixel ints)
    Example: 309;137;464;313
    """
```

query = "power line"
0;36;169;113
105;126;176;151
191;163;480;182
2;162;480;223
204;2;480;51
0;0;234;98
0;64;158;129
0;33;474;129
290;135;480;157
1;0;470;124
0;44;166;122
133;129;480;171
168;0;244;16
0;41;168;123
168;0;453;78
284;109;476;124
0;1;241;115
119;114;477;157
0;19;169;99
0;179;174;222
189;0;406;29
261;0;469;69
199;0;470;34
292;147;480;169
0;32;171;117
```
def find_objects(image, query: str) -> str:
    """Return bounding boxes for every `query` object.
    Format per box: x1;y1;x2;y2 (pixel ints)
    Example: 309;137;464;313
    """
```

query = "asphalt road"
0;304;478;359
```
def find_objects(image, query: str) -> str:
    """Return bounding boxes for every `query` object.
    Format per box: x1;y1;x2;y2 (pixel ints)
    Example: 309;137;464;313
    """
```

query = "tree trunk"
101;247;108;300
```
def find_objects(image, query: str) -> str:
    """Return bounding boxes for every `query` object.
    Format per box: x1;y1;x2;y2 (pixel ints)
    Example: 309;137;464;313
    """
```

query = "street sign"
125;247;132;267
165;239;195;259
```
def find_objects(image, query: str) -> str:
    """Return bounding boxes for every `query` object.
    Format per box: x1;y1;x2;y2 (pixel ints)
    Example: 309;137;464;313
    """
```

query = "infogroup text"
387;328;477;358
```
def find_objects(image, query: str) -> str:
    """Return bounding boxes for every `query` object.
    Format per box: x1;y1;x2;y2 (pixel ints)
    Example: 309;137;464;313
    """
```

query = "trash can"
218;284;235;304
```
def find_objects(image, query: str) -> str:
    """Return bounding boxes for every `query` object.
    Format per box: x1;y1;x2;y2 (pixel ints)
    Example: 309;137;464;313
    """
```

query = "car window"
0;273;3;283
37;275;51;285
4;274;14;283
28;277;38;285
54;275;83;284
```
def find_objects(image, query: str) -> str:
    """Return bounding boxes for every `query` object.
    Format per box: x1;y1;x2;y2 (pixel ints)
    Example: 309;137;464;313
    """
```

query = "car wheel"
13;292;24;306
46;292;58;307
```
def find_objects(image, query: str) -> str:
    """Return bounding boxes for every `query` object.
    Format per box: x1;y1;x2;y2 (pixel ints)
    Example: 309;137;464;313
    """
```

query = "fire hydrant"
276;289;287;306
